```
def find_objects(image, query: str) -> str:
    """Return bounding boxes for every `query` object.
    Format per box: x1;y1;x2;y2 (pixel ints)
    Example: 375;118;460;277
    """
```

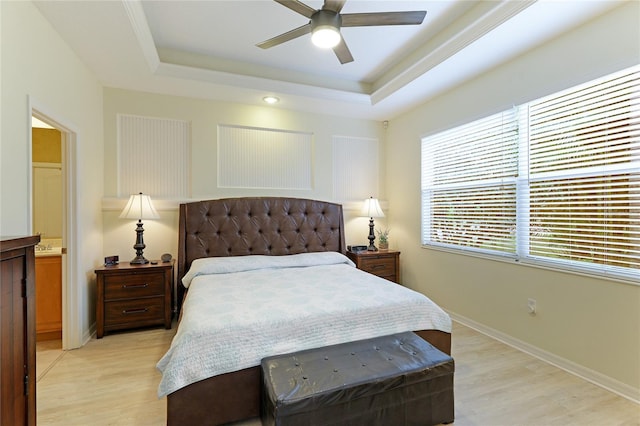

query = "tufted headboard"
177;197;346;310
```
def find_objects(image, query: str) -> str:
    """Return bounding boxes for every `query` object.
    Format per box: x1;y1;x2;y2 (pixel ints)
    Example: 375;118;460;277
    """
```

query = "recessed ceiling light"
263;96;280;104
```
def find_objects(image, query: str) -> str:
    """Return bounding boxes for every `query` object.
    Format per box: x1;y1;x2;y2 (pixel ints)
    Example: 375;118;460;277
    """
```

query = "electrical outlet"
527;298;537;315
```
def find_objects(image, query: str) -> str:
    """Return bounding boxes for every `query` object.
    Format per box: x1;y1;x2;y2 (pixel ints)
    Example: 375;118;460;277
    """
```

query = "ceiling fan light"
311;26;341;49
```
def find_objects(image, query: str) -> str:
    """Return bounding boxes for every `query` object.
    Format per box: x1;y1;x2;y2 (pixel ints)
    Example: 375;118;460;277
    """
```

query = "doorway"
31;116;64;347
29;105;78;352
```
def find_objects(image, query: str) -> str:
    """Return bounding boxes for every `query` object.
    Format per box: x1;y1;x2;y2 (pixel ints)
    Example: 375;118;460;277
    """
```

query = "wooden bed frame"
167;197;451;425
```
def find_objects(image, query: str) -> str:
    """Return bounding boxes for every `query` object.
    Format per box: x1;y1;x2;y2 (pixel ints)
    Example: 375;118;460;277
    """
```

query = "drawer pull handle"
123;283;149;289
122;308;148;315
371;265;386;270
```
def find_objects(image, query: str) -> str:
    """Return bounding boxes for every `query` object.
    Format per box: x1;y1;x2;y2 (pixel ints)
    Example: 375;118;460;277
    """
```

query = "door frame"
29;99;80;350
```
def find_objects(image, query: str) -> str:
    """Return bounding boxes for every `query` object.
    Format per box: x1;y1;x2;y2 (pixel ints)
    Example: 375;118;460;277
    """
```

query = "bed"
159;197;452;425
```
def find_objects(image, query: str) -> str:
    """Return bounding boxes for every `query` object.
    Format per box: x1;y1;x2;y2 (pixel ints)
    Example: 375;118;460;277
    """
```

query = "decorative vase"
379;241;389;250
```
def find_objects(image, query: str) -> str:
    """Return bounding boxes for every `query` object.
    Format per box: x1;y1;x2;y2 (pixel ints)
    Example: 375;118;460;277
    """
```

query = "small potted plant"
376;228;390;250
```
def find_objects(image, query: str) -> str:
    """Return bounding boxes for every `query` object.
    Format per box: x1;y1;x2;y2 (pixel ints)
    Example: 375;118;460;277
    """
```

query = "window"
217;125;312;190
421;65;640;281
118;114;191;198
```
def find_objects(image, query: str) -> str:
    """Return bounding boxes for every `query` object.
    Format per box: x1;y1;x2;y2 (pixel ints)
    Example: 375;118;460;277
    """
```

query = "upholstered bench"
261;332;454;426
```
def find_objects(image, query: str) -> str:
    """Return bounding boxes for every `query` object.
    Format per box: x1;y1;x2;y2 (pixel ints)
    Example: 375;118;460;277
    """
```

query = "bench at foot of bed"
261;332;455;426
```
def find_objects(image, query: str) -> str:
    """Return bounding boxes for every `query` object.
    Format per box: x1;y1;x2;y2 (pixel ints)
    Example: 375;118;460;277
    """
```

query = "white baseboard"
448;311;640;404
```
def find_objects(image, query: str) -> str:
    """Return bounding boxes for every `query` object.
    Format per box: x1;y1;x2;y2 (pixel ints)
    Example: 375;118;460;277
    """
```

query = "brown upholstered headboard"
176;197;346;310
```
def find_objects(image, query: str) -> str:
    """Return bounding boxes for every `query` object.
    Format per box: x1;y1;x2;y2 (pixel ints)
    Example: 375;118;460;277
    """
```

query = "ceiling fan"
256;0;427;64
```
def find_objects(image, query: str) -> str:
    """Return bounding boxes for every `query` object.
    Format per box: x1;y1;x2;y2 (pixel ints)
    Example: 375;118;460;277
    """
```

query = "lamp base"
130;220;149;265
367;217;378;251
129;255;149;265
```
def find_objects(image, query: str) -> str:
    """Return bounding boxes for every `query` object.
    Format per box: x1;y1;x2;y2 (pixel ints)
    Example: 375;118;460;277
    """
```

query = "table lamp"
119;192;159;264
361;197;384;251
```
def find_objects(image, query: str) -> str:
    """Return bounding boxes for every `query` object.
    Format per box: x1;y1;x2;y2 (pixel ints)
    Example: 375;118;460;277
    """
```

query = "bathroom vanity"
35;249;62;340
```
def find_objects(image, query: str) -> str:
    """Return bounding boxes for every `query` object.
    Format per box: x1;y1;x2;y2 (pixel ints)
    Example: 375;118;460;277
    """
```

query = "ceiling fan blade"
333;38;354;64
323;0;347;13
274;0;317;19
341;11;426;27
256;24;312;49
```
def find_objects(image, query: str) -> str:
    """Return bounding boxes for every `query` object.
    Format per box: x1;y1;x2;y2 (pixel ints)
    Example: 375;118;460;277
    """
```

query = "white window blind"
117;114;191;198
526;67;640;276
218;125;312;190
421;64;640;282
422;109;519;255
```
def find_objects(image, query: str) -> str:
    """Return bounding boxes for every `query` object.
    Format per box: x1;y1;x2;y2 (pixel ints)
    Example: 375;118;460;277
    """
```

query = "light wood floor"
36;322;639;425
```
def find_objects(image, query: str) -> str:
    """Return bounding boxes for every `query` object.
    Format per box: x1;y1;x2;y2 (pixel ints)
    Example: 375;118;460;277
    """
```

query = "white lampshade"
119;193;160;220
361;197;384;218
311;26;341;48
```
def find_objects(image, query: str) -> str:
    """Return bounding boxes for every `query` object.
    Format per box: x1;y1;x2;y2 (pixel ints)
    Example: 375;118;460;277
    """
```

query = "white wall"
387;2;640;399
1;1;104;348
101;88;386;263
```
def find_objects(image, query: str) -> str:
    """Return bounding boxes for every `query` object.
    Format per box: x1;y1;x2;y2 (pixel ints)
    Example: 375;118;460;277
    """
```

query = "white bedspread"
156;252;451;397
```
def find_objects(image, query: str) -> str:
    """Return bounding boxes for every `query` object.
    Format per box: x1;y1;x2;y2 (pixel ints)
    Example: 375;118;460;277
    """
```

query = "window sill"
421;244;640;288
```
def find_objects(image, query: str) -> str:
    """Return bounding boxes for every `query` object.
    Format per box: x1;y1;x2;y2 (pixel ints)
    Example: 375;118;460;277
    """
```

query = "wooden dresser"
346;250;400;283
95;260;174;338
1;235;40;426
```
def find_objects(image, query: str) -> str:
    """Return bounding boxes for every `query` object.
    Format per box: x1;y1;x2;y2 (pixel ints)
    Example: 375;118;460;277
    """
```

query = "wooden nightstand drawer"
104;298;165;327
346;250;400;283
358;257;395;276
104;272;165;299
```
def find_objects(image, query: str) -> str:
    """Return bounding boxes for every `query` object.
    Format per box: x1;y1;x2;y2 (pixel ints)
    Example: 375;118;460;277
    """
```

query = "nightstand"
95;260;174;338
346;250;400;283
